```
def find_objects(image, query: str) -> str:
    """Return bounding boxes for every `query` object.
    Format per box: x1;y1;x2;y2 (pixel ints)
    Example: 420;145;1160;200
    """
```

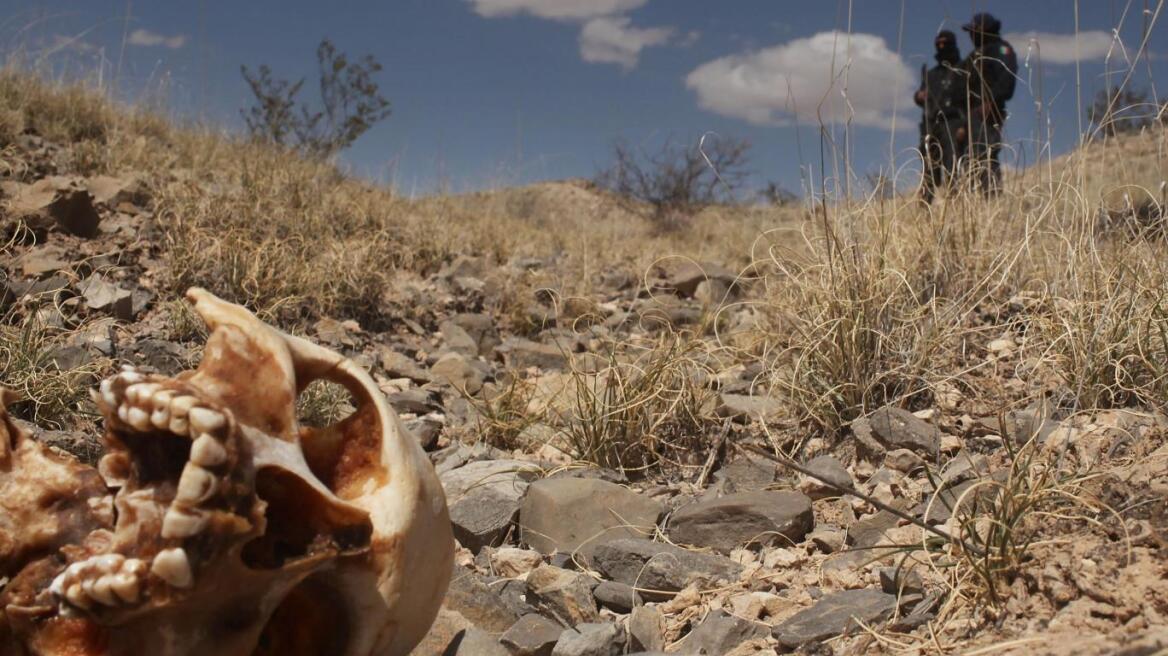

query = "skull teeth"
152;548;193;588
169;395;196;420
50;554;145;610
125;383;160;405
188;407;225;434
125;406;152;432
189;434;227;467
150;406;171;429
161;506;209;539
175;464;217;503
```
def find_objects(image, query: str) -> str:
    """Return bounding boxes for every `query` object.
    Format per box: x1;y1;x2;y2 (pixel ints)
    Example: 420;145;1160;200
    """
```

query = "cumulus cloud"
685;31;913;128
579;16;673;70
127;28;186;49
467;0;646;20
1004;30;1115;65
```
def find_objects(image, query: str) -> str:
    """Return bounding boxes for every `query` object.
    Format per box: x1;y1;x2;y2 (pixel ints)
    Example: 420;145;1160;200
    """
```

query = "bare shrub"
595;134;751;230
241;39;391;158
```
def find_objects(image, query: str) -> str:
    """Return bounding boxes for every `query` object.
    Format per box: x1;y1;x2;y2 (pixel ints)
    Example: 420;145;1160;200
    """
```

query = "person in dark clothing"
960;13;1018;195
914;30;967;204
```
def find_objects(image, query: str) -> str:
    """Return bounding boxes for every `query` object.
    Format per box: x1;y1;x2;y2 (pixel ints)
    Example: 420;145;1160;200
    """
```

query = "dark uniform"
960;13;1017;195
915;30;966;204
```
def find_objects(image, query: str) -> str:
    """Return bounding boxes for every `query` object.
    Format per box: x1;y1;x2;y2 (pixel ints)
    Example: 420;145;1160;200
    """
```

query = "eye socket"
254;574;353;656
296;380;354;428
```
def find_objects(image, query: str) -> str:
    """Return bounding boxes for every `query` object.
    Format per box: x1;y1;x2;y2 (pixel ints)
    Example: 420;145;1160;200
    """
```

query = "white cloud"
467;0;646;20
579;16;673;70
127;28;186;49
1004;30;1115;65
685;31;913;128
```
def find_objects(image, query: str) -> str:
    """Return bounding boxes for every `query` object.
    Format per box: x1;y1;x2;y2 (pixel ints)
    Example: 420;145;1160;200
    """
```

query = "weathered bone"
0;288;454;655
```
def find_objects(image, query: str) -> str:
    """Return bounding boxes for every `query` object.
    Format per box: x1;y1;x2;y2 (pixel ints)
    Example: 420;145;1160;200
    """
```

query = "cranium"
0;288;453;655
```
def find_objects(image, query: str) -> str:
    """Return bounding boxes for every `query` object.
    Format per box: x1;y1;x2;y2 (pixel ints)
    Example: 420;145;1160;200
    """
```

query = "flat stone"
10;176;100;237
520;478;662;560
773;589;898;648
716;393;782;423
85;174;147;207
451;312;501;356
497;337;568;371
491;547;544;578
627;606;666;652
592;580;641;613
440;319;480;357
859;407;941;458
441;459;542;504
678;610;769;655
551;622;623;656
591;538;743;601
797;455;853;499
667;491;813;554
445;627;510;656
378;347;433;384
404;416;442;450
444;567;520;632
431;351;485;395
387;388;442;415
76;274;133;321
660;260;737;297
712;453;776;494
449;486;520;553
17;245;70;277
501;614;564;656
525;564;599;626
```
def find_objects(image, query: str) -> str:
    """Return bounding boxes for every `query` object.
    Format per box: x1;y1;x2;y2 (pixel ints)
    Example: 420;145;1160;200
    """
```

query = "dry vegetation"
2;67;1167;653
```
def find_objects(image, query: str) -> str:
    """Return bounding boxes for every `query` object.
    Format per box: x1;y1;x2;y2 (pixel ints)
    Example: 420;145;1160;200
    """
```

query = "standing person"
915;30;967;204
961;13;1018;195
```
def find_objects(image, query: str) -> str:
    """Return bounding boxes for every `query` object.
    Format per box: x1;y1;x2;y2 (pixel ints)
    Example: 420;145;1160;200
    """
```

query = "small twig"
694;419;731;489
735;443;986;557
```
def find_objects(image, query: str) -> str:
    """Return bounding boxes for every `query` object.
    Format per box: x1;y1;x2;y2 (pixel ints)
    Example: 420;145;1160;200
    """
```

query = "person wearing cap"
914;30;967;204
960;12;1018;195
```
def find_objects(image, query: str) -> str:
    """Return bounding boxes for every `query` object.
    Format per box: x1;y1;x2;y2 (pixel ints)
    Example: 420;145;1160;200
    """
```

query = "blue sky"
5;1;1166;197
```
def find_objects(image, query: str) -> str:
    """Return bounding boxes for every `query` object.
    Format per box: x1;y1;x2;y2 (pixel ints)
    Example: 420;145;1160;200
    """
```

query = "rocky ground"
3;99;1168;655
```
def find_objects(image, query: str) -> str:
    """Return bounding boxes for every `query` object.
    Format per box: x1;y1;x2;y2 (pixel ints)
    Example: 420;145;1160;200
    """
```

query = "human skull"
0;288;453;655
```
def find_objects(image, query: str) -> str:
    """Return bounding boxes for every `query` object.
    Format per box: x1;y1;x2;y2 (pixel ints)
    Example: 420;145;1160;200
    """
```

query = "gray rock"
449;486;520;553
591;538;743;601
441;459;542;504
661;260;737;298
501;614;564;656
678;610;769;655
716;393;782;423
712;454;776;494
404;417;442;450
551;622;623;656
808;526;846;554
387;388;442;415
879;566;924;595
525;564;600;626
497;337;568;371
378;347;433;384
884;448;925;473
667;491;813;554
445;567;520;632
627;606;666;652
520;478;662;560
446;627;510;656
77;274;133;321
592;580;641;613
431;351;485;395
11;176;100;237
85;174;147;208
857;407;941;458
451;312;501;356
773;589;898;648
440;319;480;357
798;455;853;498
